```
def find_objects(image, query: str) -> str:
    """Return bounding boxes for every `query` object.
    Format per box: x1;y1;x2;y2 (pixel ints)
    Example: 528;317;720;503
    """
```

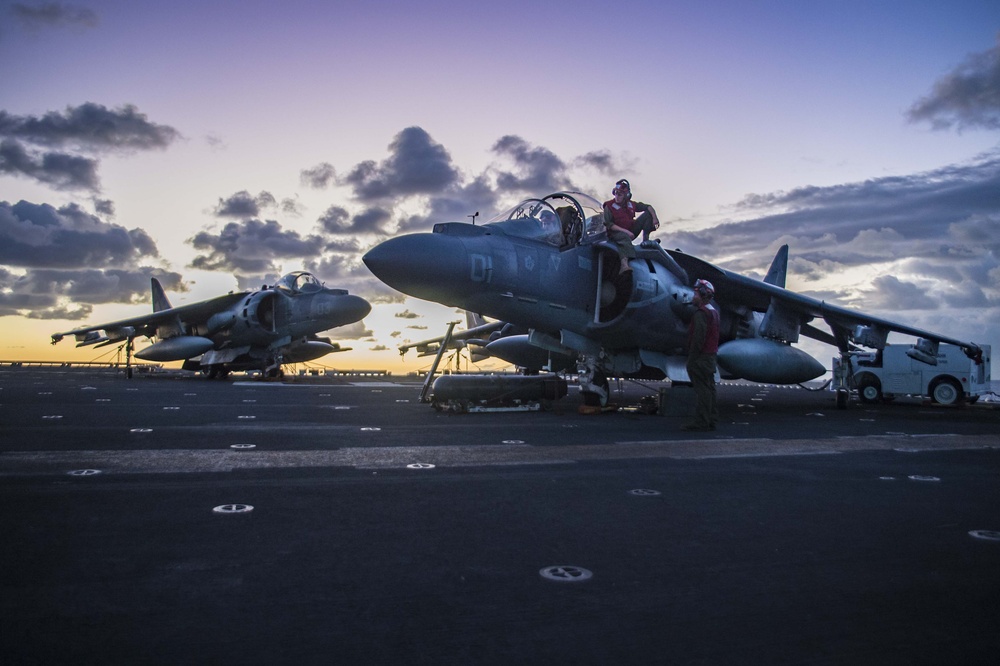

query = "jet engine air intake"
241;290;277;334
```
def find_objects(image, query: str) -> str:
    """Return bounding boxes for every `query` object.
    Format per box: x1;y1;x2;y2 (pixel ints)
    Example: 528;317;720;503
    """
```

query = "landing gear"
262;356;285;380
203;365;231;380
577;357;609;407
831;348;854;410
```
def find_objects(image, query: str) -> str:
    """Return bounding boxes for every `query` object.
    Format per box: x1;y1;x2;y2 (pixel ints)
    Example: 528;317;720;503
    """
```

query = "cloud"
0;103;180;152
0;139;99;190
188;218;325;279
10;3;98;31
0;103;180;192
667;152;1000;350
212;190;276;218
0;264;184;321
0;199;181;320
491;135;568;193
0;200;158;268
340;126;461;200
301;162;336;189
334;320;372;339
394;309;420;319
907;35;1000;132
855;275;938;311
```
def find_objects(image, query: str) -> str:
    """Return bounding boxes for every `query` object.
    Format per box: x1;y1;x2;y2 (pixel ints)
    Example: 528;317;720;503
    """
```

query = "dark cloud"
573;149;631;177
0;103;180;153
668;153;1000;342
0;264;184;320
395;309;419;319
93;198;115;217
188;218;325;278
317;204;393;236
10;3;98;30
687;154;1000;272
907;35;1000;132
212;190;277;218
341;126;460;200
0;200;159;268
301;162;336;189
394;176;499;233
0;103;179;192
855;275;939;311
491;135;568;193
0;138;100;191
0;198;177;319
317;205;350;234
280;197;303;216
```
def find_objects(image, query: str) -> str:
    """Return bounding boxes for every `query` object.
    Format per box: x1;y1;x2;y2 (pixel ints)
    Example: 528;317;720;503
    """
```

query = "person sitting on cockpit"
539;209;564;246
602;179;660;274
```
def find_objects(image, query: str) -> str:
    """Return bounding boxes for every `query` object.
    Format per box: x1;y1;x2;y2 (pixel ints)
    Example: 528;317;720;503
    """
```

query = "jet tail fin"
764;245;789;288
151;278;172;312
466;311;487;329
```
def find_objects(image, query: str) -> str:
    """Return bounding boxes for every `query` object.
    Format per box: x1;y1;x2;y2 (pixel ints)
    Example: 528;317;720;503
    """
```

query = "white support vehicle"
835;343;991;405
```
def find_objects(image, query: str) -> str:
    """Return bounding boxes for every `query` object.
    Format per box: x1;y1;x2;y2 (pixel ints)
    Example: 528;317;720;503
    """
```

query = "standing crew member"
683;279;720;432
602;179;660;274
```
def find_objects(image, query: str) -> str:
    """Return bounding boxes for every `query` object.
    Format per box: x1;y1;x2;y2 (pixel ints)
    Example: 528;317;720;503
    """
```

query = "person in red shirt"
602;179;661;274
683;279;720;432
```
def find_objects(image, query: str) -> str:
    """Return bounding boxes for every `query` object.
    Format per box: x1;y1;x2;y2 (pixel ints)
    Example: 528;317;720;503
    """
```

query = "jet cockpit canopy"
484;191;605;247
274;271;324;294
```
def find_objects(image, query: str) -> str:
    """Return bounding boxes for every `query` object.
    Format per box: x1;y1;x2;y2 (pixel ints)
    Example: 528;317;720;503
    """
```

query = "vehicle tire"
929;376;963;405
856;374;882;403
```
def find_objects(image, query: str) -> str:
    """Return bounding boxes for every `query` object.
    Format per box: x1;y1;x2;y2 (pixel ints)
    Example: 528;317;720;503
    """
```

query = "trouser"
608;211;658;258
686;353;718;427
631;211;657;241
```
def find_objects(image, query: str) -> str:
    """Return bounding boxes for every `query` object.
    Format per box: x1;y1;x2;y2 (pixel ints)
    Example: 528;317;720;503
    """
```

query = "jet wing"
398;319;506;357
665;249;982;357
52;292;248;345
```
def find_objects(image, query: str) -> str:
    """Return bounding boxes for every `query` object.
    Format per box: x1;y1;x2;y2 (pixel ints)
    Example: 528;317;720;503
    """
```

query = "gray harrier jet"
52;271;371;378
363;191;984;407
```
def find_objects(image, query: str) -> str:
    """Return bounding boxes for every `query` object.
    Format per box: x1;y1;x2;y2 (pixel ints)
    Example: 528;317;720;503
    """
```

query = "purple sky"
2;1;999;370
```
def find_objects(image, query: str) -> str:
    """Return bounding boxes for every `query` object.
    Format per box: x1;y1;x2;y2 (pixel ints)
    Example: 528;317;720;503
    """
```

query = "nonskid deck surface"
3;369;1000;664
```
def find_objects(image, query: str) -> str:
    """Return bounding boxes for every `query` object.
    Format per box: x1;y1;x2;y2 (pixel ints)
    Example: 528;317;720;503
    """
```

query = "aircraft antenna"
469;211;479;225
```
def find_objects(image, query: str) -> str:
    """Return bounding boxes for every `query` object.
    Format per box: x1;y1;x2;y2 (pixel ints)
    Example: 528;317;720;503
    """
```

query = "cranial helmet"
613;179;631;198
694;279;715;299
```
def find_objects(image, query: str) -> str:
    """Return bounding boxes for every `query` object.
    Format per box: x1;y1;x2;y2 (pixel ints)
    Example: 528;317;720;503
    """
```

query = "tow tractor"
833;342;991;406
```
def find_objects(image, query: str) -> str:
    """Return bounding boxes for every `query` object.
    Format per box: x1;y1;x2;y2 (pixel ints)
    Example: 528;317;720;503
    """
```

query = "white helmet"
694;279;715;299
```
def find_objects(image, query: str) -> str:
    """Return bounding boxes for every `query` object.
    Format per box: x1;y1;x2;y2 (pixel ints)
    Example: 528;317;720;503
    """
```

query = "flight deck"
3;367;999;664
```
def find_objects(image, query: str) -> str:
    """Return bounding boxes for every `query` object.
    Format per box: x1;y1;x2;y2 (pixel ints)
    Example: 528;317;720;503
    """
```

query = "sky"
1;0;999;375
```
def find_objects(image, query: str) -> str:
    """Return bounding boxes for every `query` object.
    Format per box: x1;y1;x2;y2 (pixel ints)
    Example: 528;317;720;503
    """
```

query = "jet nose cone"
316;292;371;327
363;233;470;301
341;294;372;322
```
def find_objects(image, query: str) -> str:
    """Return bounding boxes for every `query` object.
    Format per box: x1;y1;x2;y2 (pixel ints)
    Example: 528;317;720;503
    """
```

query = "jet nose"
316;292;371;327
340;293;372;322
363;233;471;301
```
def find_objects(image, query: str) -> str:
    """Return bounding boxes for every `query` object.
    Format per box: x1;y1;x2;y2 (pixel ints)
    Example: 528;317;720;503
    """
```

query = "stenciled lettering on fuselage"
470;254;493;283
